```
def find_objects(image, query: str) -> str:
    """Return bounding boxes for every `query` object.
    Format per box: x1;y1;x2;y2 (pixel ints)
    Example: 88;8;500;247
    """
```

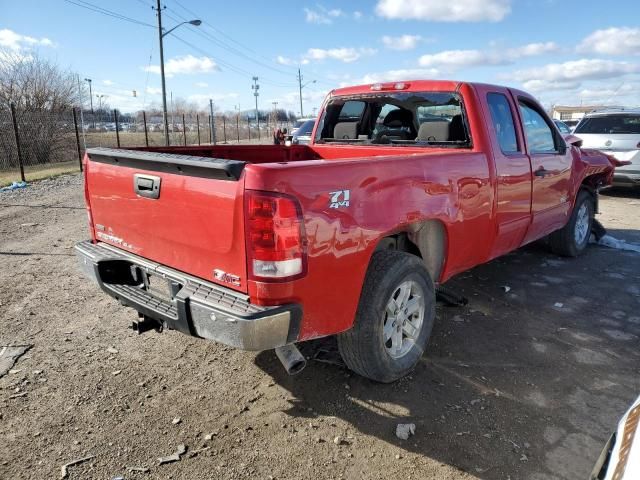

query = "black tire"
337;250;435;383
549;190;594;257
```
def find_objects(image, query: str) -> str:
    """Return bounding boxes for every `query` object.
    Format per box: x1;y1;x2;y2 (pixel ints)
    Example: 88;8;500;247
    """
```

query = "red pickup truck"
76;80;615;382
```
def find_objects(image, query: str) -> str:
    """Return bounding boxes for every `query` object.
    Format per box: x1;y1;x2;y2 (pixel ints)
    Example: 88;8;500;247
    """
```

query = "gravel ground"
0;173;639;480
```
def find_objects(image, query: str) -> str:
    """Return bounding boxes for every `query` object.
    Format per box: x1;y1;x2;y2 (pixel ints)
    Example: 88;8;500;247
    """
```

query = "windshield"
315;91;469;147
575;114;640;134
294;120;315;136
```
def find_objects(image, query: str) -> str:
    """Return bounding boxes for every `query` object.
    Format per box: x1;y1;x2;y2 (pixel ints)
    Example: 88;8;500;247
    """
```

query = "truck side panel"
245;150;494;340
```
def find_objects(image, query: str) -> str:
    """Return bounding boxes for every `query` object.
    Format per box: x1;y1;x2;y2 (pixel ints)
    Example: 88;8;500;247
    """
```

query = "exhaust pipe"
275;344;306;375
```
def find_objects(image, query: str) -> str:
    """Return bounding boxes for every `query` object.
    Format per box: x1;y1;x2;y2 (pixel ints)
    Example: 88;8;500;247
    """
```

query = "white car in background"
573;109;640;187
590;394;640;479
291;118;316;145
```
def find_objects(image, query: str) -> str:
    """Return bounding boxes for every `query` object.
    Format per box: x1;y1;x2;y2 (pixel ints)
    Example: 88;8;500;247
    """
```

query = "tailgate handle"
134;174;161;199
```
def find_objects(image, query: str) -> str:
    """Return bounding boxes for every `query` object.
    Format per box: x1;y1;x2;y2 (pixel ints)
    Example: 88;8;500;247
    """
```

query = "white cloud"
276;55;294;66
348;68;442;86
382;34;422;51
102;79;114;86
146;87;162;95
510;59;640;83
304;6;344;24
521;79;580;93
578;27;640;56
418;49;506;68
144;55;218;76
508;42;558;57
0;28;53;51
353;11;363;20
303;47;376;63
418;42;558;70
195;81;209;88
375;0;511;22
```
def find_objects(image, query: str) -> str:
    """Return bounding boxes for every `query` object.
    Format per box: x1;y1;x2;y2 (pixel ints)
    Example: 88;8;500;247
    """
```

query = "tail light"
83;156;96;242
245;190;307;281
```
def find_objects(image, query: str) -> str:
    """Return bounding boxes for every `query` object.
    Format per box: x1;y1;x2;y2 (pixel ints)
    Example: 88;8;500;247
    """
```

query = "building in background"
551;105;623;122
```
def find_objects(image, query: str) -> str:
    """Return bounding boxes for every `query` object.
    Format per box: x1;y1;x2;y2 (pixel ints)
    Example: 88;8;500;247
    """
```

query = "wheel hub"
574;203;590;245
383;280;425;359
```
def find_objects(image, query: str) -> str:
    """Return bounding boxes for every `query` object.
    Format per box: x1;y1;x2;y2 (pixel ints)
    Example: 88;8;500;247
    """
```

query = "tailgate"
85;148;249;293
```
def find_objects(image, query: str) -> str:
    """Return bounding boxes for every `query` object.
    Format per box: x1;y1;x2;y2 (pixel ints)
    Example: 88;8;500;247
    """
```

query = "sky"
1;0;639;115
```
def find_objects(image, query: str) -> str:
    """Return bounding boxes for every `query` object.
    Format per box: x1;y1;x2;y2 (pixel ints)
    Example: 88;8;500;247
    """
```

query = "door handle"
134;174;161;199
534;168;550;178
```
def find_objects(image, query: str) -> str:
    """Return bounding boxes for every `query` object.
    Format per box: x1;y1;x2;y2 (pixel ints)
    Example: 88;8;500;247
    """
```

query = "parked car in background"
553;119;571;134
563;119;580;131
574;108;640;187
590;393;639;480
291;118;313;134
292;118;315;144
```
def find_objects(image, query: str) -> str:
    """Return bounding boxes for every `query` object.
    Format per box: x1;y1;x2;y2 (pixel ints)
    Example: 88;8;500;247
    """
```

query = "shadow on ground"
256;241;640;480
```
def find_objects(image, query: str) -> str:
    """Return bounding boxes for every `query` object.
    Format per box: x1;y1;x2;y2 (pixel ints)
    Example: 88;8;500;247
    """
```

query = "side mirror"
564;134;583;148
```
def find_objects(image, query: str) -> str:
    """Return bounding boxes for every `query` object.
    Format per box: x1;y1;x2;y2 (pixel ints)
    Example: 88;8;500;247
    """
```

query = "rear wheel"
338;250;435;383
549;189;594;257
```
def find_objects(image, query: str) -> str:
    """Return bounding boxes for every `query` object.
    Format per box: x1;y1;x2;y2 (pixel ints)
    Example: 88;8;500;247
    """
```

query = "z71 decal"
329;190;350;209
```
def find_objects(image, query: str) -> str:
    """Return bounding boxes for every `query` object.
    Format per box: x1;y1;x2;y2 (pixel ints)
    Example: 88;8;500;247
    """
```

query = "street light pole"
154;0;201;146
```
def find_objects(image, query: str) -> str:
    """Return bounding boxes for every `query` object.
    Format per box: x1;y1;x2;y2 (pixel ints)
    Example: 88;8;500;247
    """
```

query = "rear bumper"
75;241;302;351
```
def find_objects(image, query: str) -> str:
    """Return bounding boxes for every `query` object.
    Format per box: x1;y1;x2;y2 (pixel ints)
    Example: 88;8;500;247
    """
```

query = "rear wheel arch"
372;219;447;283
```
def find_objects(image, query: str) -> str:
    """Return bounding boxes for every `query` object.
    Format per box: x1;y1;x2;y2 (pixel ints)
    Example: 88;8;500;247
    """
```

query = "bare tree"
0;49;82;165
0;49;80;111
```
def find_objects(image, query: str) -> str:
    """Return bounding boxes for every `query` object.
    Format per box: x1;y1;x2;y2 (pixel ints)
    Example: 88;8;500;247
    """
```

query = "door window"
518;102;557;153
487;93;518;153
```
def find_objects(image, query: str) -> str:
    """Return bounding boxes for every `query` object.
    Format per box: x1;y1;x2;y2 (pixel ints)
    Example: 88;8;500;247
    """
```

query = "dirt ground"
1;174;639;480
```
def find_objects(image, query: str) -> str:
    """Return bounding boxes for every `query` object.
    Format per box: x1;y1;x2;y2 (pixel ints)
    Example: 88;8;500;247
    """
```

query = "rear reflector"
245;190;307;281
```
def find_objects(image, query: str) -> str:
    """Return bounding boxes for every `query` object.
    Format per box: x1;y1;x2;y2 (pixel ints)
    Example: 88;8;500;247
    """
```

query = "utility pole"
251;76;260;139
84;78;93;114
297;68;315;118
297;69;303;118
153;3;201;146
235;104;240;143
155;0;170;146
272;101;278;129
209;99;216;144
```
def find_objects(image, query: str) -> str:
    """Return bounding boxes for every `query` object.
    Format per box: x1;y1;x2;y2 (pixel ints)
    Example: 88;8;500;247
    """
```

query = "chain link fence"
1;103;295;186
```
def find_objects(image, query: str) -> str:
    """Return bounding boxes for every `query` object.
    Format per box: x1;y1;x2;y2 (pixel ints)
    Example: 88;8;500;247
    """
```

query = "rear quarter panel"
245;150;493;340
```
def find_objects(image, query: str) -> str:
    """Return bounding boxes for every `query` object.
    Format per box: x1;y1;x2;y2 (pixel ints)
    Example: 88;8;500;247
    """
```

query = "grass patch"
0;161;80;187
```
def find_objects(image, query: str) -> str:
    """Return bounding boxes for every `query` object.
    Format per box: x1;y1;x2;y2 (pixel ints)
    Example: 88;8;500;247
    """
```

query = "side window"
518;101;557;153
487;93;518;153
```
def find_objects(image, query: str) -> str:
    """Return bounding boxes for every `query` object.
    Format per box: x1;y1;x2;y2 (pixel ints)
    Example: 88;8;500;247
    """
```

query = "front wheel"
337;250;435;383
549;189;594;257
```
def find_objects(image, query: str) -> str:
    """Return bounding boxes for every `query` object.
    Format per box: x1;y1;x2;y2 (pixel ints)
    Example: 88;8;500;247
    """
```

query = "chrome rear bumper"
75;241;301;351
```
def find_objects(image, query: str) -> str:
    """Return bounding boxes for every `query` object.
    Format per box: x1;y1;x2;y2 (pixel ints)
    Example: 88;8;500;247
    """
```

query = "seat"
333;122;359;139
417;121;449;142
448;114;466;141
374;109;416;142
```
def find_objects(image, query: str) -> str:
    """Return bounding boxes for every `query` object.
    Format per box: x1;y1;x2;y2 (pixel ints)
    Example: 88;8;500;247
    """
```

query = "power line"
163;7;295;78
168;32;296;88
172;0;269;59
62;0;156;28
